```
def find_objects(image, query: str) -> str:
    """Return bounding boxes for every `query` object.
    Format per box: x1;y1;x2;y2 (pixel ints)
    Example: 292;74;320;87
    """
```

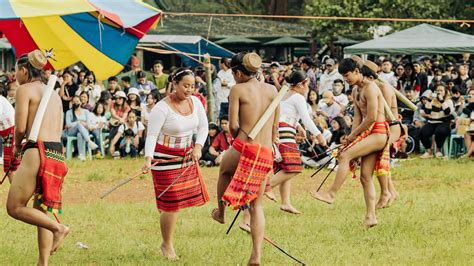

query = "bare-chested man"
312;58;389;227
6;50;69;265
212;52;278;265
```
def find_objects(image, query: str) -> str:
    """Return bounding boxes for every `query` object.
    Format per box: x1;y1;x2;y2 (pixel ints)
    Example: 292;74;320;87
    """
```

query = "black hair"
121;76;131;83
361;65;378;79
137;71;147;79
382;58;391;64
270;63;279;68
127;109;139;118
220;58;231;68
301;57;313;67
333;79;344;85
220;115;229;122
93;101;106;116
16;54;43;82
153;60;164;67
79;91;89;101
85;71;96;83
108;76;118;82
209;122;219;131
230;52;256;76
170;67;194;83
285;70;307;86
332;116;349;131
147;91;159;103
307;89;318;105
124;128;135;137
451;86;461;95
99;90;112;101
338;58;358;75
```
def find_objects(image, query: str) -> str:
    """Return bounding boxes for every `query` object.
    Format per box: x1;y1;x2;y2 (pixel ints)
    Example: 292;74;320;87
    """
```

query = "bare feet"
238;222;251;233
161;243;179;261
280;204;302;214
264;190;277;202
51;224;70;255
363;216;378;228
387;191;399;206
310;191;335;204
211;208;224;224
376;191;392;209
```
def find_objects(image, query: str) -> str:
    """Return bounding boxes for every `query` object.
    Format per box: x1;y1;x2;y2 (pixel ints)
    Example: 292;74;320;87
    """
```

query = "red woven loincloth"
222;138;273;210
0;126;20;172
22;141;68;214
151;143;209;212
338;122;390;179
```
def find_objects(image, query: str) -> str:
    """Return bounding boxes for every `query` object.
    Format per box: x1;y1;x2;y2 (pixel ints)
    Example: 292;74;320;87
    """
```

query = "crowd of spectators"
0;52;473;163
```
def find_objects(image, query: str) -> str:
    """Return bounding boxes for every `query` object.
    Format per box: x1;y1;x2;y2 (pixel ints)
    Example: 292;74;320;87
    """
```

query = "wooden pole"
204;53;214;121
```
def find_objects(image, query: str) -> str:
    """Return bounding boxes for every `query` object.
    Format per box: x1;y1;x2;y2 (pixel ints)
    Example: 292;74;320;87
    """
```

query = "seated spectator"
317;91;341;122
340;88;354;117
141;93;159;128
193;84;207;112
99;91;113;121
107;76;120;95
420;84;455;158
314;116;332;143
209;116;233;165
79;91;93;111
307;89;319;118
329;116;350;146
65;96;98;161
200;122;220;166
343;115;353;129
121;76;132;95
451;86;465;116
119;129;138;158
265;62;284;90
110;110;144;157
454;64;472;95
461;88;474;158
332;79;349;107
127;87;142;117
88;101;108;157
109;91;130;144
399;87;417;125
134;70;156;103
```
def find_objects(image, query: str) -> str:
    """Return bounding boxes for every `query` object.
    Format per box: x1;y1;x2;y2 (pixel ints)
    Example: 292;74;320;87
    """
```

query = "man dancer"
212;52;278;265
6;50;69;265
312;58;389;227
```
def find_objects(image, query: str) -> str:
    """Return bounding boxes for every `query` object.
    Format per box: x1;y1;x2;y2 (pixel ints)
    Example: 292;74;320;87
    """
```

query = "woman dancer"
142;68;209;260
271;70;327;214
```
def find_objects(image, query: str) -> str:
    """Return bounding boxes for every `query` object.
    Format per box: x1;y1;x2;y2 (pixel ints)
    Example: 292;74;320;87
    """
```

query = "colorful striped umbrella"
0;0;160;79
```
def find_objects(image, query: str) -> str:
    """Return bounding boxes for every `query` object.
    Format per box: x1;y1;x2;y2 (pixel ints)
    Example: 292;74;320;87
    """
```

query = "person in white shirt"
110;110;145;156
332;79;349;107
75;71;102;106
0;95;17;182
379;59;398;88
319;58;343;96
318;91;342;122
87;101;108;157
141;68;209;260
270;70;327;215
216;58;236;118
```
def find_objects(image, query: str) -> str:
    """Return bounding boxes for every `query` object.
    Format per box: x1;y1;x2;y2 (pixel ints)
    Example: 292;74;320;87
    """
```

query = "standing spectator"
59;71;78;114
379;59;397;87
148;60;169;97
265;63;284;90
88;101;107;157
319;58;343;96
109;91;130;147
76;71;102;106
428;67;444;91
398;63;417;95
301;57;317;91
65;96;98;161
208;116;233;166
107;76;120;95
454;64;472;95
216;58;235;119
331;79;349;107
110;110;144;157
134;70;156;103
461;88;474;158
127;88;142;117
79;91;93;111
317;91;341;122
76;69;86;86
420;84;455;158
121;76;132;95
200;123;220;166
413;61;429;95
394;64;404;79
141;93;159;128
443;62;456;82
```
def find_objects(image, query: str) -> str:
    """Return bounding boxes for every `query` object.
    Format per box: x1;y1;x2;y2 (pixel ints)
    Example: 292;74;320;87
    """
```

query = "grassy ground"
0;158;473;265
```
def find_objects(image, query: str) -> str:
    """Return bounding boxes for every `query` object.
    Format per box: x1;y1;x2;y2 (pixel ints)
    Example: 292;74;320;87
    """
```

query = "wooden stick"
377;77;417;111
248;85;290;140
155;164;193;199
29;75;57;142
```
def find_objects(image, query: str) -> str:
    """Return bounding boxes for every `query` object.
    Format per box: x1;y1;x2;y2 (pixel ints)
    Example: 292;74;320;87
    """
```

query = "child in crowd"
120;129;138;158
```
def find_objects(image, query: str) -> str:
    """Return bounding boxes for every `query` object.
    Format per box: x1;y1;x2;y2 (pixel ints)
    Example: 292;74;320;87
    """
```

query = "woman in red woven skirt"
142;68;209;260
271;71;327;214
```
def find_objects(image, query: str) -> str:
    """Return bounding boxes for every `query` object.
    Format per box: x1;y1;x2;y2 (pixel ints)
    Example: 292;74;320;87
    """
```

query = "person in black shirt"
59;71;78;114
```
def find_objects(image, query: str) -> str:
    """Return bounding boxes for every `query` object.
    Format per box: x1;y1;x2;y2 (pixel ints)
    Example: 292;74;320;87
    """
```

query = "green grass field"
0;158;473;265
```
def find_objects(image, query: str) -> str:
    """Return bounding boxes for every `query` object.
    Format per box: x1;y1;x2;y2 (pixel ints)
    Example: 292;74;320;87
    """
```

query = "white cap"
115;91;126;99
127;87;139;97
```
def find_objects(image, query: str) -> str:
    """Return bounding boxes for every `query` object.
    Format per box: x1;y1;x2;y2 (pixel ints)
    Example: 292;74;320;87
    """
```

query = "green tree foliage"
305;0;474;43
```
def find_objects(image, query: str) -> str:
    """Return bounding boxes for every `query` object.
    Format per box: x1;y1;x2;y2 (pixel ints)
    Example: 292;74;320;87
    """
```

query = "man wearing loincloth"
312;58;389;227
212;52;278;265
6;50;69;265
